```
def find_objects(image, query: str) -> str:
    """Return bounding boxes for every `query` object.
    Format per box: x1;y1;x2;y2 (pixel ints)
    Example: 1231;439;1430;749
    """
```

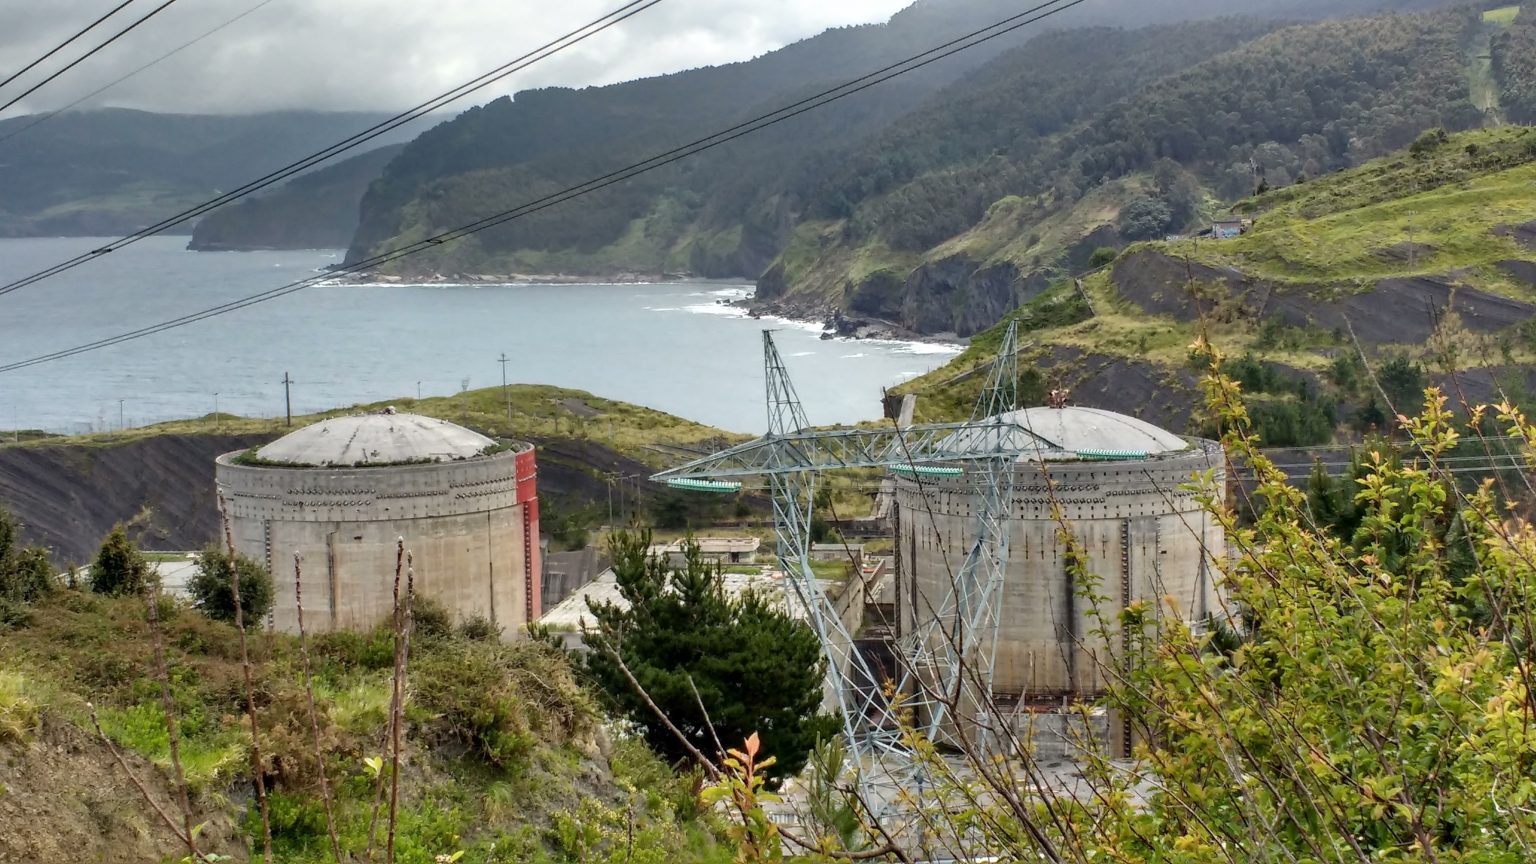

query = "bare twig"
294;553;344;863
598;639;898;861
145;577;197;861
366;539;407;861
685;673;725;765
386;553;415;864
218;490;272;863
89;703;214;863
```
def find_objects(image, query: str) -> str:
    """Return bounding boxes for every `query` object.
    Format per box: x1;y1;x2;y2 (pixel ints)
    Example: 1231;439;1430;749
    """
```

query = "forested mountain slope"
894;127;1536;448
186;143;406;250
0;109;414;237
765;4;1502;334
343;0;1463;296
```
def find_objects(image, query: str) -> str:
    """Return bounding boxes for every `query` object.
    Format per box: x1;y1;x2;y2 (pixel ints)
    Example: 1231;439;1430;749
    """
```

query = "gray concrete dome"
892;403;1225;756
937;406;1191;462
215;409;541;640
255;410;495;467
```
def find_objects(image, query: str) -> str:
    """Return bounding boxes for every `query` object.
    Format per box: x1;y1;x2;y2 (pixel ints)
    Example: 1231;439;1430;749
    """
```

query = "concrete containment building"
215;410;540;637
891;405;1223;748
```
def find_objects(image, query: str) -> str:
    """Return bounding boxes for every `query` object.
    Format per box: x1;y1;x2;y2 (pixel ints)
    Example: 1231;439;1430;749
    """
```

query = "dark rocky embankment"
1;430;678;567
1111;247;1536;344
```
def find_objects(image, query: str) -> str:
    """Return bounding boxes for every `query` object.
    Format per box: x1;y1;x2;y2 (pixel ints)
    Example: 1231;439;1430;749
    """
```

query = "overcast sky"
0;0;916;118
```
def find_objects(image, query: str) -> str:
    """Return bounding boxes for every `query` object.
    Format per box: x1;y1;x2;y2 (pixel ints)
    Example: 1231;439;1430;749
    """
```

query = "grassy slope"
900;127;1536;426
0;591;729;863
1;383;741;469
772;177;1152;318
770;219;922;309
1209;126;1536;292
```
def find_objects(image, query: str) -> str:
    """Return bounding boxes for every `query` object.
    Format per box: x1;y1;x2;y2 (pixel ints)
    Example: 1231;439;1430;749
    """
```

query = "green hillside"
340;0;1487;336
187;144;406;251
0;587;728;863
0;110;418;237
765;5;1494;335
897;127;1536;446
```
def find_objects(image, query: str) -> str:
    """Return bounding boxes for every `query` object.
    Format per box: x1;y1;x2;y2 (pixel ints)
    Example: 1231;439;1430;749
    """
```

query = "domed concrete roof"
938;405;1190;462
254;410;496;467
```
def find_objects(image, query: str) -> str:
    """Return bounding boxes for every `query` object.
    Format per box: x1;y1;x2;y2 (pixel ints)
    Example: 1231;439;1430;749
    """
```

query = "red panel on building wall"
524;498;541;620
514;449;538;504
516;448;541;621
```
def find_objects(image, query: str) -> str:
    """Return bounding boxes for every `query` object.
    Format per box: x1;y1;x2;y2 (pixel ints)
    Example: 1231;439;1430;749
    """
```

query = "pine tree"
583;530;838;783
89;526;152;596
188;543;274;626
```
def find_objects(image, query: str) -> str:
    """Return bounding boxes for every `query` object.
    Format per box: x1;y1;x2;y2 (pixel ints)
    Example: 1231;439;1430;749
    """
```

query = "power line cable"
0;0;139;93
0;0;280;146
0;0;183;117
0;0;1090;374
0;0;666;300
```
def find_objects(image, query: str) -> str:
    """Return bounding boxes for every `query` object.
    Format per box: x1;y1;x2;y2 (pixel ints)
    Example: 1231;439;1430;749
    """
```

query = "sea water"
0;237;958;434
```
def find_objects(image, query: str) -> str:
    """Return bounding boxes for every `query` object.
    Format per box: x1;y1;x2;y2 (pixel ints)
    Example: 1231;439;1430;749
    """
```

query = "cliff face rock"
1063;224;1124;271
1499;259;1536;287
756;261;789;300
846;269;907;319
1111;248;1536;344
1494;220;1536;249
1;430;688;568
899;256;1050;337
1035;345;1203;434
0;433;276;566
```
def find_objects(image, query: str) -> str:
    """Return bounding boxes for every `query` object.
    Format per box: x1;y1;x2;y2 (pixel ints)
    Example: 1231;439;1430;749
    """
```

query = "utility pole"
117;399;124;431
605;473;616;526
1407;211;1417;272
281;372;293;427
213;393;220;432
416;381;421;400
498;352;511;419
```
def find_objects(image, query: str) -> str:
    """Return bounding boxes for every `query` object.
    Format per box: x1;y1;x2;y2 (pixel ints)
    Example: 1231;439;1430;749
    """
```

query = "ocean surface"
0;237;958;435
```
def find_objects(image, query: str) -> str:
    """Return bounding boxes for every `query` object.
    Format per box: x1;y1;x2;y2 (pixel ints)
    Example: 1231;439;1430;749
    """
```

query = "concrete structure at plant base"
214;409;540;637
647;536;762;567
890;405;1224;756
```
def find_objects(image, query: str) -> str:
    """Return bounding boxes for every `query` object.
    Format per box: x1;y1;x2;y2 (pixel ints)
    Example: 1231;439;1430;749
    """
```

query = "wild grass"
808;560;852;582
0;669;40;744
95;702;247;792
1484;5;1520;25
318;677;392;735
7;382;742;465
0;588;729;861
1210;128;1536;291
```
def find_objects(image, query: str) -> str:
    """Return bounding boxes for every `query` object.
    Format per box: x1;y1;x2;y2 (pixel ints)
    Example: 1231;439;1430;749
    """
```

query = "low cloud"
0;0;914;116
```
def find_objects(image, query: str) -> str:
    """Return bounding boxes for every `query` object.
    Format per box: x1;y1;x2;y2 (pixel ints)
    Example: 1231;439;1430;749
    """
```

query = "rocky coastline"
738;297;963;347
327;269;694;285
336;268;965;347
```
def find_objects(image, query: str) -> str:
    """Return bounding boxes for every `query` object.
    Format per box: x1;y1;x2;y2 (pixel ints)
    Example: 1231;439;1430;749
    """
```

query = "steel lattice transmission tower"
654;323;1049;804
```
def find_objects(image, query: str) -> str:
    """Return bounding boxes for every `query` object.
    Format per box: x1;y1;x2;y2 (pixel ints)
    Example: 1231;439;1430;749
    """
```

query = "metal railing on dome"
1072;448;1150;461
890;464;964;478
664;477;743;493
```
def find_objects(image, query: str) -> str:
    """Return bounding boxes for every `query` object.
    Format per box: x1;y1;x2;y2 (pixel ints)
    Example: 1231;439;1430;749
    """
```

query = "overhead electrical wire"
0;0;139;93
0;0;184;117
0;0;667;300
0;0;281;146
0;0;1090;374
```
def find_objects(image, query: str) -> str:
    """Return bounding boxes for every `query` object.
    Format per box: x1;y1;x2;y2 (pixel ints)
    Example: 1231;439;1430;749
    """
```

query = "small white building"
64;552;200;599
646;536;761;567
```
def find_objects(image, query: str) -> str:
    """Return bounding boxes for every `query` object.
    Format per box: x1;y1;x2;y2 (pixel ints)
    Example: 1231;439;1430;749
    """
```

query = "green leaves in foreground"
1077;340;1536;861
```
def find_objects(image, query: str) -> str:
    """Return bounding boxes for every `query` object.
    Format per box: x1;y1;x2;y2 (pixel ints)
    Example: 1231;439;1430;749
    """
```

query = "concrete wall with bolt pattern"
214;444;539;637
892;441;1224;701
